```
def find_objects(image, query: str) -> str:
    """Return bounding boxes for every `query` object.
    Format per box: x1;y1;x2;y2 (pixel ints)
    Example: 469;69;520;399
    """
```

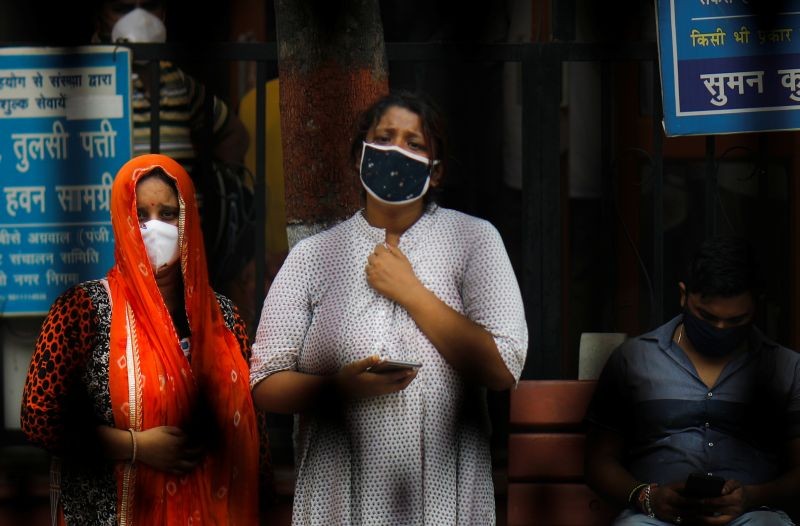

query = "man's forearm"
586;455;644;509
585;426;644;510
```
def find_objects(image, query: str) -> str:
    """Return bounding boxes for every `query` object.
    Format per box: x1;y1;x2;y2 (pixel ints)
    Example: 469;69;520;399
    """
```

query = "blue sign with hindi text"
656;0;800;135
0;46;131;315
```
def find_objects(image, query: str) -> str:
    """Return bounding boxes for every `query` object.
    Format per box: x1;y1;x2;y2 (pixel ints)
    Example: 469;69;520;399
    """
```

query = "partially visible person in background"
20;154;260;525
235;77;287;331
93;0;248;170
93;0;254;293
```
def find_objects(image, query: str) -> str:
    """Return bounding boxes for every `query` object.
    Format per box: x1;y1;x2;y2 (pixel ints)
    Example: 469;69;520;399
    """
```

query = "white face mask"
140;219;179;272
111;7;167;44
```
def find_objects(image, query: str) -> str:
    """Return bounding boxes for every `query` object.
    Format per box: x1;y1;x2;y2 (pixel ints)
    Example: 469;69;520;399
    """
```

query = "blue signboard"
656;0;800;135
0;46;131;315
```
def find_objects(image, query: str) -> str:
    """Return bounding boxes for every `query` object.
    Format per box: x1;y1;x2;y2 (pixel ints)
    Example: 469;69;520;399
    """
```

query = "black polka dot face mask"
359;142;438;205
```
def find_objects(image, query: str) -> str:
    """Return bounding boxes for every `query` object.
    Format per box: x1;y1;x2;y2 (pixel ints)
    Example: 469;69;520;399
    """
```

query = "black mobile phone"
684;473;725;499
367;359;422;374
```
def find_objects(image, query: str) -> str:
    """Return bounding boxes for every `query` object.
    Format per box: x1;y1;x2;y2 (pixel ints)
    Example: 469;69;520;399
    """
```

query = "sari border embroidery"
120;301;142;526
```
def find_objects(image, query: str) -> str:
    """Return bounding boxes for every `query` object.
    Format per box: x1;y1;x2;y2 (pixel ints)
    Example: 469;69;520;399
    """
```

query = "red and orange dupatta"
106;154;258;525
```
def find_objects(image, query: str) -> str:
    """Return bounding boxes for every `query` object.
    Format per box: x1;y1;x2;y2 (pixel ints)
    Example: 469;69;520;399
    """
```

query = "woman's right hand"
136;426;204;474
334;355;417;400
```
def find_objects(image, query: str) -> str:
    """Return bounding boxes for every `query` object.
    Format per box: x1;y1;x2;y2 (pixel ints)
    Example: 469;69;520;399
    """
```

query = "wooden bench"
507;380;618;526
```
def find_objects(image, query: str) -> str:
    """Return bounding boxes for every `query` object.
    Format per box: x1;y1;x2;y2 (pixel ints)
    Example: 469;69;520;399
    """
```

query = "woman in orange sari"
21;154;259;525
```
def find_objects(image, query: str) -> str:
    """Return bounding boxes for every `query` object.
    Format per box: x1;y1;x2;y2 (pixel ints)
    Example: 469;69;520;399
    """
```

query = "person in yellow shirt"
234;78;288;329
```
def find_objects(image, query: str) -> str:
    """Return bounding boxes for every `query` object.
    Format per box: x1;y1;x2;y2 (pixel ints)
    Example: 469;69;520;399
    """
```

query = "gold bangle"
128;428;137;464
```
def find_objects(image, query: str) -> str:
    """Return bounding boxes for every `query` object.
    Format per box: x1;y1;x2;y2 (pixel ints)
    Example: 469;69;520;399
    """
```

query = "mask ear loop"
359;141;369;176
427;159;440;176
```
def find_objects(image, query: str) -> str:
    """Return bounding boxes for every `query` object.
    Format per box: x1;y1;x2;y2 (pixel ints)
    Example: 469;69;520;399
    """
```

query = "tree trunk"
275;0;389;245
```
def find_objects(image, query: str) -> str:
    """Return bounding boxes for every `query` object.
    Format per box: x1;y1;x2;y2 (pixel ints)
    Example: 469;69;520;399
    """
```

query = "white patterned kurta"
250;205;528;525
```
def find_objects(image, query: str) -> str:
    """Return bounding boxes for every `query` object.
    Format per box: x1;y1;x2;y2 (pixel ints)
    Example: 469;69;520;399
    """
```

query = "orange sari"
106;154;258;525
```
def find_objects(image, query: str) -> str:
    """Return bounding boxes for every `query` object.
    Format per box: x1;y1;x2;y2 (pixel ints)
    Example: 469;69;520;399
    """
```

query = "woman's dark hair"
350;91;448;203
686;236;760;298
137;167;178;192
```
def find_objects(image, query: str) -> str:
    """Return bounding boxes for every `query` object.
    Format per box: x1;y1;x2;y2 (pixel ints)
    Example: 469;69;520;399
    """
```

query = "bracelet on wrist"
628;482;649;508
638;483;657;518
128;428;138;464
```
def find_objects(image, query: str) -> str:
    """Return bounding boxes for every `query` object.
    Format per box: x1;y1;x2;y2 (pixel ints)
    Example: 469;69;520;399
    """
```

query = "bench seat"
507;380;617;526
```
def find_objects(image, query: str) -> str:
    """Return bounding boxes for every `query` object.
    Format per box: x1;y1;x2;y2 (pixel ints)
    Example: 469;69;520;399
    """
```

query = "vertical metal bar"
520;47;540;379
521;45;562;379
652;60;664;327
600;61;614;330
552;0;576;42
705;135;717;238
789;135;800;352
253;61;268;327
541;49;563;378
149;60;160;153
757;134;768;203
0;323;5;440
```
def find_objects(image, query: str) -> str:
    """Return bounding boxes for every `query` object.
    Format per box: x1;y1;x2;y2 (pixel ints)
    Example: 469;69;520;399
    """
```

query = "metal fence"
0;39;684;445
129;41;669;382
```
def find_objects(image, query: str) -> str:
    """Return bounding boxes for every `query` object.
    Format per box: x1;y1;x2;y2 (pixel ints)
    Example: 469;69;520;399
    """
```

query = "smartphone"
367;359;422;373
683;473;725;499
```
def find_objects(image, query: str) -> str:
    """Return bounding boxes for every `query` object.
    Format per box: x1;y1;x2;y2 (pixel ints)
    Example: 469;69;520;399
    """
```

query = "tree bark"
275;0;389;244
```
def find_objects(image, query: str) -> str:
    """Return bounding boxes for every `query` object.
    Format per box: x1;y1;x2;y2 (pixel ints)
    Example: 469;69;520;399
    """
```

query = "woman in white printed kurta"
250;92;528;525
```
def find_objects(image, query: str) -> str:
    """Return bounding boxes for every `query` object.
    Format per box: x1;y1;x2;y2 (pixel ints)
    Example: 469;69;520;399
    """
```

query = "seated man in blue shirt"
585;236;800;526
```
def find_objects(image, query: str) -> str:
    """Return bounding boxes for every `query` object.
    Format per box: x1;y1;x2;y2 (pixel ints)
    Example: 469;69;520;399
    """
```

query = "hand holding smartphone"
683;472;725;499
367;359;422;374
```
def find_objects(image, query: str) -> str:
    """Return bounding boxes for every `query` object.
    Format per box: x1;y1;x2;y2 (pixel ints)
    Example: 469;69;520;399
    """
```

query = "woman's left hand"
365;243;424;306
137;426;204;474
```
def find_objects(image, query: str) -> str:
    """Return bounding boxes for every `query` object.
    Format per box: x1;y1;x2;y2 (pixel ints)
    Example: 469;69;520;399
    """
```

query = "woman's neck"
155;265;183;314
364;198;426;245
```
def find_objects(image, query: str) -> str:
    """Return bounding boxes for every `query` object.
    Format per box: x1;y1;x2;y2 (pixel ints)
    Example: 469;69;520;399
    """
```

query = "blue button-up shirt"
586;315;800;485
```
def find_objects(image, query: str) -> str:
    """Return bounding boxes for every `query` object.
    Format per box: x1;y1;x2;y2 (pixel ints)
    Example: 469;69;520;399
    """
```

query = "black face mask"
682;308;751;358
359;142;434;205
